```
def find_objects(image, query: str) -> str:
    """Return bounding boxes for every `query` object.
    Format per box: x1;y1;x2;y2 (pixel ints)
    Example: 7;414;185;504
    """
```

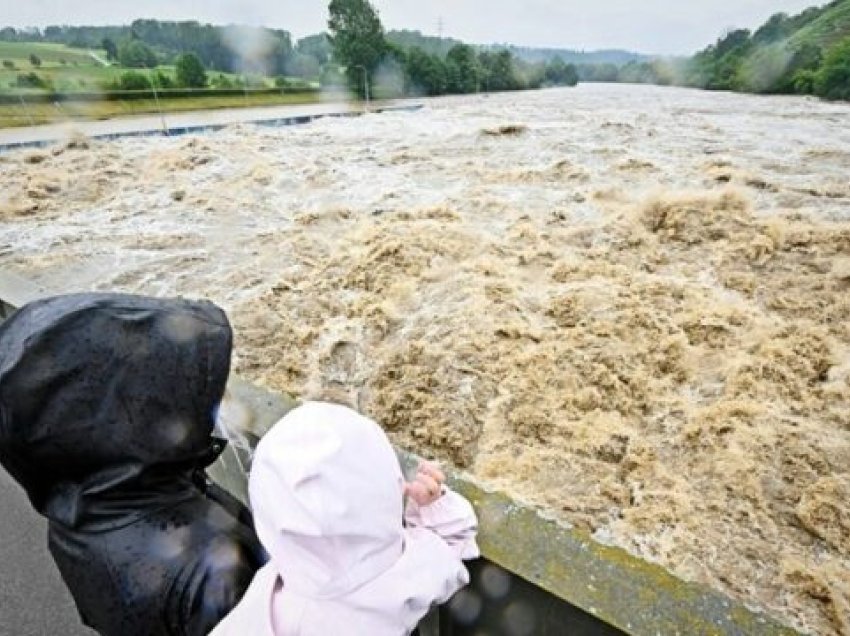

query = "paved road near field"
0;98;421;149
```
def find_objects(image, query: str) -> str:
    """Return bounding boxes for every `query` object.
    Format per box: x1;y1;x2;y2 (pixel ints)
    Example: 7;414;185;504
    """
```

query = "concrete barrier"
0;104;423;153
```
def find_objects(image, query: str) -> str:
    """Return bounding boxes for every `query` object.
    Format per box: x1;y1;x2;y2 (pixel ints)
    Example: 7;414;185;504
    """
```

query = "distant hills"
505;46;647;66
385;30;645;66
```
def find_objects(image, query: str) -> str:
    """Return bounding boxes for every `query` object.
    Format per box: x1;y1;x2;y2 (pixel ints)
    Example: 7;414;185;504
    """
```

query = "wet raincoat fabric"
0;293;266;636
211;401;479;636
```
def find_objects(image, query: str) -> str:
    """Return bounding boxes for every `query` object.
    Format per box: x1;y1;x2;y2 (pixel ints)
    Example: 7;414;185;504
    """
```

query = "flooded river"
1;84;849;634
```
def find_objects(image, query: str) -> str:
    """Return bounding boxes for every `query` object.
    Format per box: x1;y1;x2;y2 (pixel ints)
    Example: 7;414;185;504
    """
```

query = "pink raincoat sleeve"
404;487;480;560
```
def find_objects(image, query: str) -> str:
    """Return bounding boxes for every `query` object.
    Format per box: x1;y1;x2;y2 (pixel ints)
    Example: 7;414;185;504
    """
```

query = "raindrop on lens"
161;313;202;344
480;564;511;599
449;588;483;625
503;601;536;636
206;542;241;571
151;527;190;561
163;417;191;446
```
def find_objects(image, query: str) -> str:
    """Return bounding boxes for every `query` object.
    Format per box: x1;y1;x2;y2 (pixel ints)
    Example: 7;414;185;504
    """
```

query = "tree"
155;70;174;89
16;72;49;89
815;38;850;100
113;70;151;91
544;57;578;86
403;47;446;95
297;33;332;66
272;31;295;76
175;52;207;88
285;51;321;79
211;73;235;89
327;0;387;96
2;60;14;70
320;64;346;87
43;26;63;41
102;37;118;62
766;42;822;94
478;49;520;91
793;69;817;94
118;39;158;68
687;28;752;90
446;44;479;93
29;53;42;67
752;13;791;45
715;28;751;58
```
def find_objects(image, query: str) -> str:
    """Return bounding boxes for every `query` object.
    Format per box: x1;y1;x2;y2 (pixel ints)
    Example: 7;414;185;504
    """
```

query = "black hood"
0;293;232;528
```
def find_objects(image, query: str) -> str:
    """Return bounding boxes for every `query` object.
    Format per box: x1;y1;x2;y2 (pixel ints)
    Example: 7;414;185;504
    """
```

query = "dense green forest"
325;0;578;97
591;0;850;99
683;0;850;98
384;29;643;66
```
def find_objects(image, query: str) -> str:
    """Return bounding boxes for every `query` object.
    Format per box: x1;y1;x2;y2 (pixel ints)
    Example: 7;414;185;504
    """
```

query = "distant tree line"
5;0;845;101
382;44;579;96
1;9;580;98
573;3;850;101
0;21;325;80
572;60;674;85
326;0;578;98
679;8;850;100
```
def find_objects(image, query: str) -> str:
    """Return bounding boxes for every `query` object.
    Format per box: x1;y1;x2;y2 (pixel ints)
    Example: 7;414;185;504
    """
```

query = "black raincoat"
0;293;267;635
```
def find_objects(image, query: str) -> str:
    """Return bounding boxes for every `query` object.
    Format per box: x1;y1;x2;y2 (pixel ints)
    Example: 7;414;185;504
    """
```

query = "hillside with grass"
0;25;327;128
791;0;850;49
685;0;850;98
0;41;139;92
0;41;302;95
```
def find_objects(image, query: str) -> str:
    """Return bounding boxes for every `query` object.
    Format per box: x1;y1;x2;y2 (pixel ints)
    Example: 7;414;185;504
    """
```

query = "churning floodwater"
2;83;849;634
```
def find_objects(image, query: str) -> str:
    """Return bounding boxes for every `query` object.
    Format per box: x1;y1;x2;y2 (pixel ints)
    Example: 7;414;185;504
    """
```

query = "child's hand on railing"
403;461;446;506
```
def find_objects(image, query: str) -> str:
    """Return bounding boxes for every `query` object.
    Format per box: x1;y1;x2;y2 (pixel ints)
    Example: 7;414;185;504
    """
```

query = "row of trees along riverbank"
326;0;577;97
578;0;850;100
0;6;578;101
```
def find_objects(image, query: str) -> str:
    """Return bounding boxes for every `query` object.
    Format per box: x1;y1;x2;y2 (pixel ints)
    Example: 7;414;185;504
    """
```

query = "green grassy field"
0;40;335;128
1;65;269;94
3;64;122;91
0;91;348;128
0;41;100;66
0;41;122;91
0;65;270;92
0;40;280;91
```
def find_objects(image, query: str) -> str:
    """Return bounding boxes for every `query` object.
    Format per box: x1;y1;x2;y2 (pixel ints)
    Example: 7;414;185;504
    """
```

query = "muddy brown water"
1;84;849;635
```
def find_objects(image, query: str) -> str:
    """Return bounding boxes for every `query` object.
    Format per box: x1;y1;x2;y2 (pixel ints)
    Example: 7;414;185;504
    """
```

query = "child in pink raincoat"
211;401;479;636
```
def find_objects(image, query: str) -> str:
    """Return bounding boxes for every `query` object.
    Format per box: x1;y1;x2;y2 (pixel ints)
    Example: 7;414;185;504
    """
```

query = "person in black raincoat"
0;293;267;635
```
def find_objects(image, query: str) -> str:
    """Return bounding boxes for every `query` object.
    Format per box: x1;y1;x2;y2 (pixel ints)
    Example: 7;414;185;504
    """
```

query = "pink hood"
251;402;406;598
212;402;471;636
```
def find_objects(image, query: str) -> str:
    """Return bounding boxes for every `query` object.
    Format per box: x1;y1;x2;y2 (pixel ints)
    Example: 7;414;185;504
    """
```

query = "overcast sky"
0;0;826;55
